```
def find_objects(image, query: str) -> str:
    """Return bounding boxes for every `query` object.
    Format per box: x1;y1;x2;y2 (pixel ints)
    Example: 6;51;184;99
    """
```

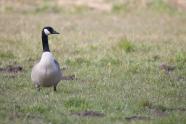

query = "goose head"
41;26;60;52
42;26;60;36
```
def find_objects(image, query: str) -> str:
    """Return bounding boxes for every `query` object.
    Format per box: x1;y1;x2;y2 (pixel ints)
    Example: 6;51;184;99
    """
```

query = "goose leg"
53;85;57;91
35;84;40;91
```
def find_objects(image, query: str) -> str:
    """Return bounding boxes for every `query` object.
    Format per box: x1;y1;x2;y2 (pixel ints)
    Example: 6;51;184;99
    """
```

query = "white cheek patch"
44;29;51;35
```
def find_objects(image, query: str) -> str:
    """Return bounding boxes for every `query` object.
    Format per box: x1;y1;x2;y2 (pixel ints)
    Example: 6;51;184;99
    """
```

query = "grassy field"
0;0;186;124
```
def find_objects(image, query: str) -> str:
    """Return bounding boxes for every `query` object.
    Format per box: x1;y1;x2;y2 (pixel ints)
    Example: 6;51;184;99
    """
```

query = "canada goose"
31;26;62;91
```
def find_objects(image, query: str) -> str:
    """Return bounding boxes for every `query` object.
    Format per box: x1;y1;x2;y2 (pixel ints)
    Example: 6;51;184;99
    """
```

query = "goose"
31;26;62;91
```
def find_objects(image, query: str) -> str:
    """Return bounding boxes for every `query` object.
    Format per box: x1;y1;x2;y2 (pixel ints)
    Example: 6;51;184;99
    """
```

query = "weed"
112;4;128;13
118;38;135;53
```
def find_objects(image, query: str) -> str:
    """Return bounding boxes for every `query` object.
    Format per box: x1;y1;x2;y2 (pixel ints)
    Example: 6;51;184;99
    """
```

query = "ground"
0;0;186;124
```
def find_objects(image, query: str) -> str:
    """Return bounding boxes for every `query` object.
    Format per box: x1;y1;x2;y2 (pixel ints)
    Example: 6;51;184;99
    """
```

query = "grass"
149;0;179;15
0;0;186;124
112;4;129;13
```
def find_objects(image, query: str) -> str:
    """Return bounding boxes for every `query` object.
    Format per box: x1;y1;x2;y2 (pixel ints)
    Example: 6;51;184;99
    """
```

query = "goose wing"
54;59;63;79
54;59;60;70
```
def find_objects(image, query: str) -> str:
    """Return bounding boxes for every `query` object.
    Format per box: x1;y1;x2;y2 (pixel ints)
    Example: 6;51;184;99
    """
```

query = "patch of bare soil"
9;111;43;121
0;65;23;73
125;115;151;121
71;111;104;117
145;103;186;117
159;63;176;73
127;103;186;121
147;104;186;112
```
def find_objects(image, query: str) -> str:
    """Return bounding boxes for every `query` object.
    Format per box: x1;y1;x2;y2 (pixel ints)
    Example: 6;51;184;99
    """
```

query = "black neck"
42;32;50;52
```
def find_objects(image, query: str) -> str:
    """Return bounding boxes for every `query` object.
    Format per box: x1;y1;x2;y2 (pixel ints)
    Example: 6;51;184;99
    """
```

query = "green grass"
64;97;91;111
0;0;186;124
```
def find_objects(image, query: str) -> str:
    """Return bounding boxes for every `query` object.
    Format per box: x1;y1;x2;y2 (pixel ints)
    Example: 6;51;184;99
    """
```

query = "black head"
42;26;59;35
